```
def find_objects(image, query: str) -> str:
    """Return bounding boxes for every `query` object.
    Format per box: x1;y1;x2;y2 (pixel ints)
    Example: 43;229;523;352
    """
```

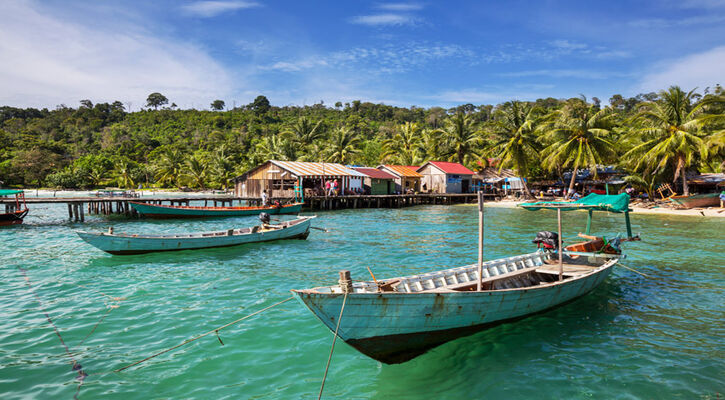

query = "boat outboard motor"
533;231;559;250
259;212;271;225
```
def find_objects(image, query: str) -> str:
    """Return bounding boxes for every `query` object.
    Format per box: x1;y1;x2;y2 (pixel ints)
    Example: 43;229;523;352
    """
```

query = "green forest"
1;86;723;197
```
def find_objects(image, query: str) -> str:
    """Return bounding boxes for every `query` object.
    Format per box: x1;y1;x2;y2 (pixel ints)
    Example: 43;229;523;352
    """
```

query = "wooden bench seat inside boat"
427;266;540;292
535;263;597;277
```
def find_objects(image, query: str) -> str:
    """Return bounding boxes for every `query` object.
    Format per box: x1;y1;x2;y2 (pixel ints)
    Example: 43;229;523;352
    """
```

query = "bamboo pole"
557;208;563;281
477;191;484;291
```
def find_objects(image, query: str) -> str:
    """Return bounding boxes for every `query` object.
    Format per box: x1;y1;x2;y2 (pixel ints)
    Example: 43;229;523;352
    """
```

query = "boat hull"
0;209;28;226
76;217;313;255
129;202;303;218
670;193;719;208
293;260;614;364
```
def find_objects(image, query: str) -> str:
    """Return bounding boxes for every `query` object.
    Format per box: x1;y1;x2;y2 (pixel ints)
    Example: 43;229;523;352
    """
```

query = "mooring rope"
17;267;88;398
318;291;348;400
615;262;652;279
115;296;294;372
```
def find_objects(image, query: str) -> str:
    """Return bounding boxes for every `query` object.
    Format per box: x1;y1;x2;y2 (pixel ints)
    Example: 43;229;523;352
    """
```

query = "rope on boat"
115;296;295;372
615;262;653;279
17;267;88;399
318;291;348;400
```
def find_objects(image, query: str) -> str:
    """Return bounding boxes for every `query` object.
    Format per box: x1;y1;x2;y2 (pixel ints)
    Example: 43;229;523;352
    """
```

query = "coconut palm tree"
255;134;297;161
210;145;236;189
487;101;543;198
437;112;481;164
381;122;422;165
114;158;136;189
184;154;207;189
623;86;724;195
285;117;324;147
154;148;185;188
418;128;448;161
325;126;360;164
540;99;617;199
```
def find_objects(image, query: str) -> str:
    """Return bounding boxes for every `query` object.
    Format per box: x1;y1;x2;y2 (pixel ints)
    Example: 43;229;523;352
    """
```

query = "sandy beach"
477;198;725;218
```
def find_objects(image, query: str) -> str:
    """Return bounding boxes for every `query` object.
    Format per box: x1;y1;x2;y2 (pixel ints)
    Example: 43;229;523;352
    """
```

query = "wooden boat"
76;216;315;255
669;193;719;209
0;189;29;226
129;201;303;218
293;193;636;364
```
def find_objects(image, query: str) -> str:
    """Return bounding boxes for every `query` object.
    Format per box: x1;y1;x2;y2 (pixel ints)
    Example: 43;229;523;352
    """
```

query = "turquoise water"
1;203;723;399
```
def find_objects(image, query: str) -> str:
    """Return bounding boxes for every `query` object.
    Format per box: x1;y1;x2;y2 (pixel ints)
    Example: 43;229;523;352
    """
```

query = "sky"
1;0;724;110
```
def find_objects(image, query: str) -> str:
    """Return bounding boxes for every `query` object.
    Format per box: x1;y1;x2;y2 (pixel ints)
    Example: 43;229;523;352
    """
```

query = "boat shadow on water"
368;279;627;396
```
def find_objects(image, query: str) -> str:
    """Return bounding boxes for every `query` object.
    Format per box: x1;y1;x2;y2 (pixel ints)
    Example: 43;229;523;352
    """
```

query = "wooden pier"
0;193;497;222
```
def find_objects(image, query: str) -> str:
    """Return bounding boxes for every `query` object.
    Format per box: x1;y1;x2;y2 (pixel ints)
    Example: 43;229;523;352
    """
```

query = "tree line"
0;86;723;198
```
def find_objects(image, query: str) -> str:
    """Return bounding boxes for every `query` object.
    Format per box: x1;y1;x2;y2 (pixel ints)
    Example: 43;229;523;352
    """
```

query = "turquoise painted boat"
76;216;315;255
129;201;303;218
293;193;636;364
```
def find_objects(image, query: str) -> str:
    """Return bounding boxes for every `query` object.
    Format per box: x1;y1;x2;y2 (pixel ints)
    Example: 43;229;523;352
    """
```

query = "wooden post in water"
557;208;563;281
477;191;484;291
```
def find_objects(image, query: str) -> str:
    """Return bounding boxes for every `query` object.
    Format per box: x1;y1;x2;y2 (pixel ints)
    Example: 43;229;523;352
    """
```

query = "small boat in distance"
0;189;29;226
669;193;720;209
76;215;315;255
293;193;636;364
129;201;303;218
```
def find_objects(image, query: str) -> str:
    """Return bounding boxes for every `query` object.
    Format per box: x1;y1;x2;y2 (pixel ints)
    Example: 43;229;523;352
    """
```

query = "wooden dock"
0;193;497;222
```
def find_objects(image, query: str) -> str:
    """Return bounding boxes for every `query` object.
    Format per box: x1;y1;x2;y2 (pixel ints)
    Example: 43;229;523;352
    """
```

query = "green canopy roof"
518;193;631;213
0;189;23;196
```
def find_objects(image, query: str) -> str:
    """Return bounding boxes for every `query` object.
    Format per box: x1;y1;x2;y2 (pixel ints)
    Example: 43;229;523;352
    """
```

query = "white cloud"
596;50;632;59
638;46;725;91
377;3;424;11
349;13;420;26
498;69;611;79
0;1;233;108
181;1;259;18
629;14;725;28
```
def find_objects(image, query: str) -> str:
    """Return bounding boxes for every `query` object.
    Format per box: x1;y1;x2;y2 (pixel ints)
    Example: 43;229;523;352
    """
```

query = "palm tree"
381;122;422;165
623;86;724;195
210;145;236;189
154;148;185;188
418;128;448;161
437;112;480;164
87;166;107;187
488;101;542;198
115;159;136;189
325;126;361;164
285;117;324;147
184;154;207;189
255;134;297;161
540;99;617;199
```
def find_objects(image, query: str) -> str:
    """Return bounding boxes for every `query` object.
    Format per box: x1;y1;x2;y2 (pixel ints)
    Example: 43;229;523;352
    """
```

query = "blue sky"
1;0;724;109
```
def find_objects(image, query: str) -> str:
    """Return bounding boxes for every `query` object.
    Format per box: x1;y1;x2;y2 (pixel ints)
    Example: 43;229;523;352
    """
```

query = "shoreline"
476;199;725;218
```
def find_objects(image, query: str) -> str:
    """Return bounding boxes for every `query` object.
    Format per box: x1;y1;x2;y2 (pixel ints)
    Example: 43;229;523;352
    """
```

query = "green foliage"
0;87;722;192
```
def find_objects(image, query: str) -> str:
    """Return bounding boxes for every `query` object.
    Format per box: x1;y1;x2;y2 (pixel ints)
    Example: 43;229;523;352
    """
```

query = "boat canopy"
518;193;631;213
0;189;23;196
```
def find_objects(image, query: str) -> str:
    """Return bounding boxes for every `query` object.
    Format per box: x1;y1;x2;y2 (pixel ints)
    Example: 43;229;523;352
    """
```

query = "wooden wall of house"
418;164;446;193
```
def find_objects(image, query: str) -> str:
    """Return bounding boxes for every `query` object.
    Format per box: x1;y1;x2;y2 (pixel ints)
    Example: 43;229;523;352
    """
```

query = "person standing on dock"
261;189;269;206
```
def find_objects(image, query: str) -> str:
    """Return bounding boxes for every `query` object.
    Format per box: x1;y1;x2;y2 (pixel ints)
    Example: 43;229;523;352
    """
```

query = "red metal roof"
353;167;396;180
421;161;474;175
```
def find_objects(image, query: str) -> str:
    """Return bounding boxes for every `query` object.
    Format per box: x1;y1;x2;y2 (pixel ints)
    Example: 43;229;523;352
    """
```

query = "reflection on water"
0;204;723;399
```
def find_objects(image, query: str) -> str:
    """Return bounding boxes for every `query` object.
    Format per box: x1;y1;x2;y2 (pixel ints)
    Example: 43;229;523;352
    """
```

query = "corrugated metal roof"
380;165;422;178
270;160;365;177
422;161;474;175
353;167;396;180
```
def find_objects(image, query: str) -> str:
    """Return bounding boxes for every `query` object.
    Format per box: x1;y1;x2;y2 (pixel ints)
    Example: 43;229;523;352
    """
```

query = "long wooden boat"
129;201;303;218
76;216;315;255
669;193;719;208
0;189;29;227
293;193;636;364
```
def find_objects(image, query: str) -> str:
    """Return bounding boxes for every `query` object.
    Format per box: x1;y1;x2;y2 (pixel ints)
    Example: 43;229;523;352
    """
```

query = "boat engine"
259;212;271;224
533;231;559;250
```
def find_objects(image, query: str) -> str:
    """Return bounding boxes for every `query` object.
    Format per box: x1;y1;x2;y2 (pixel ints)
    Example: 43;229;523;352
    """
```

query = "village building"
377;165;422;193
233;160;365;198
416;161;474;193
352;167;396;195
474;167;522;193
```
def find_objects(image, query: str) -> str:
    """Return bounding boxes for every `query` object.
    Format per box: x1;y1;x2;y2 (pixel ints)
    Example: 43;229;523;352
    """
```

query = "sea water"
0;202;723;399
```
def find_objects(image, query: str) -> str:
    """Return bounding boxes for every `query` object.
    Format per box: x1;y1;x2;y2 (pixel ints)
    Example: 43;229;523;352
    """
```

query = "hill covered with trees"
1;86;723;197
